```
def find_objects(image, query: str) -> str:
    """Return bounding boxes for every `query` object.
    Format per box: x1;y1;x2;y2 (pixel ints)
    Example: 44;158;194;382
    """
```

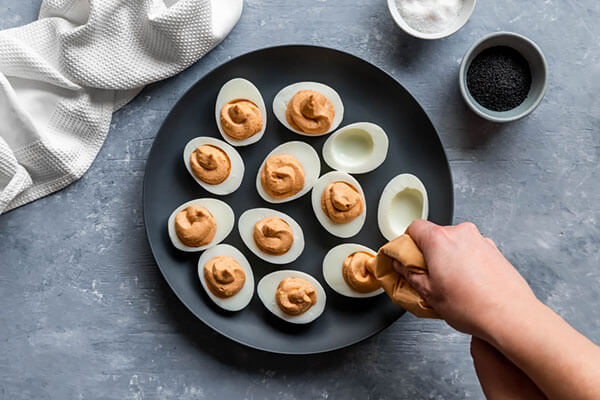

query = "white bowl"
387;0;476;40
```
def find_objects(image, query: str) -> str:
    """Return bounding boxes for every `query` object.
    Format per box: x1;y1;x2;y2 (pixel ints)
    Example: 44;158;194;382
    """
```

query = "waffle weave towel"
0;0;242;213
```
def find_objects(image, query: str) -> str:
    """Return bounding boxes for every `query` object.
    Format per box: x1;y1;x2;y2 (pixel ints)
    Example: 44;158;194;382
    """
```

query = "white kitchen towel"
0;0;243;214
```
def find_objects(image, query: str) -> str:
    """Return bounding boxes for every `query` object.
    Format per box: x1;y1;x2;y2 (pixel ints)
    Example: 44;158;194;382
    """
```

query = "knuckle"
429;225;447;244
458;222;479;235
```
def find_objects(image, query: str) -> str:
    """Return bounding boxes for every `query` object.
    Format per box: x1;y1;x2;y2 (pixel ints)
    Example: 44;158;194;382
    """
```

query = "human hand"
395;220;539;339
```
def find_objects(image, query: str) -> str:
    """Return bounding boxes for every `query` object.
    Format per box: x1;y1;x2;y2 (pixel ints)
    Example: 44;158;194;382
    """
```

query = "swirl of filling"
275;277;317;316
253;217;294;255
189;145;231;185
203;256;246;298
260;154;305;199
342;251;380;293
174;205;217;247
285;90;335;134
321;181;364;224
285;90;335;135
220;99;263;140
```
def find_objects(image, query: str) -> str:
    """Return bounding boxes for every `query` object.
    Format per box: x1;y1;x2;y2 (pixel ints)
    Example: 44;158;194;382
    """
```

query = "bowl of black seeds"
459;31;547;123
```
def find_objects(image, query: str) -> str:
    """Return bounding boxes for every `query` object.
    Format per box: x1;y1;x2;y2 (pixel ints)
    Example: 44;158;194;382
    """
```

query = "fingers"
406;219;438;251
394;260;432;299
471;337;547;400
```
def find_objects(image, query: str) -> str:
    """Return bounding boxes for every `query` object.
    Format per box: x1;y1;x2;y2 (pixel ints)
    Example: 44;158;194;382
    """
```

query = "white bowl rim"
386;0;477;40
458;31;548;123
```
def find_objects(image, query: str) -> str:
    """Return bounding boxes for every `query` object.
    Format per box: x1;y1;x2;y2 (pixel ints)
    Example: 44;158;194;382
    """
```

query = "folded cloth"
369;234;440;319
0;0;243;214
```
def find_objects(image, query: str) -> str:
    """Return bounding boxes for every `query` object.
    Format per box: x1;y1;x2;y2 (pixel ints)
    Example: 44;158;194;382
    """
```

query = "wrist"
476;295;547;349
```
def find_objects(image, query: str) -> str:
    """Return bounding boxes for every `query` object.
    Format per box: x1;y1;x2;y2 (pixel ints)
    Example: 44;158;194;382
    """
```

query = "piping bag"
368;234;440;319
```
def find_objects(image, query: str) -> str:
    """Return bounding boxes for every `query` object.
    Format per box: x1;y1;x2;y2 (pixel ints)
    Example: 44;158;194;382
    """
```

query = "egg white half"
238;208;305;264
322;122;389;174
377;174;429;241
256;141;320;204
322;243;384;298
272;82;344;136
197;244;254;312
215;78;267;147
311;171;367;238
167;198;234;252
183;136;245;195
257;270;326;324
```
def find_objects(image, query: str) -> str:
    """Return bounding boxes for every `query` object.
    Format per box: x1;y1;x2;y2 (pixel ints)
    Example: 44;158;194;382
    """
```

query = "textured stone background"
1;0;599;399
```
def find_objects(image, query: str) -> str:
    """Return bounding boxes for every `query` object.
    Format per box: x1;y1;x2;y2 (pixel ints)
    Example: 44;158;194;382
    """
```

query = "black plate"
143;45;453;354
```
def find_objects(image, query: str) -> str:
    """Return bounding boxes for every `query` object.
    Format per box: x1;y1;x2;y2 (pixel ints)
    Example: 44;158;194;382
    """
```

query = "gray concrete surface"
1;0;599;398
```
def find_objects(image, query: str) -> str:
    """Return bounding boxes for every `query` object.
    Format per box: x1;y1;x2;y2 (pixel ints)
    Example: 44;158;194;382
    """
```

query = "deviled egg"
311;171;367;238
256;141;320;203
322;122;389;174
168;198;234;252
238;208;304;264
272;82;344;136
322;243;384;298
183;136;244;195
216;78;267;147
377;174;429;241
198;244;254;312
258;270;326;324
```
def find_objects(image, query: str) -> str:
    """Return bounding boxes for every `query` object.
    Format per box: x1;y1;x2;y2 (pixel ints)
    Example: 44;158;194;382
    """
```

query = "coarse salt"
395;0;464;34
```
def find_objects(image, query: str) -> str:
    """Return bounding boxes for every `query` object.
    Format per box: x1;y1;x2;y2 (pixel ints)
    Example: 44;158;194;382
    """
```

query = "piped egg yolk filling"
175;205;217;247
285;90;334;134
342;251;380;293
220;99;263;140
203;256;245;298
253;217;294;255
275;277;317;316
190;144;231;185
321;181;364;224
260;154;305;199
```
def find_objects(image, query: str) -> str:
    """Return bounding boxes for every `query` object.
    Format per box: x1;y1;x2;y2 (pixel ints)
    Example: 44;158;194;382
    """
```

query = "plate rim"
142;44;455;355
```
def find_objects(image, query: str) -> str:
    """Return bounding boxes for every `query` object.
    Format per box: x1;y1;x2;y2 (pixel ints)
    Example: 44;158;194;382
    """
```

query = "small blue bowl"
459;32;548;123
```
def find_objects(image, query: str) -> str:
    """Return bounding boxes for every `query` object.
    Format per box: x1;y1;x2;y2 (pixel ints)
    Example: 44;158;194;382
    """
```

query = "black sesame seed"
467;46;532;112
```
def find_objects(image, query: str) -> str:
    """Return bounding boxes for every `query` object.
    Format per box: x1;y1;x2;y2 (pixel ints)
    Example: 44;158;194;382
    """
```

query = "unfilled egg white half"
377;174;429;241
272;82;344;136
311;171;367;238
168;198;234;252
322;122;389;174
322;243;384;298
183;136;244;195
197;244;254;312
215;78;267;147
257;270;326;324
238;208;305;264
256;141;320;204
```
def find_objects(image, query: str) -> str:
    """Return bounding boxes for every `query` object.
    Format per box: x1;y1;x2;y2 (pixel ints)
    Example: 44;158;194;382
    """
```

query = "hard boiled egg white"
168;198;234;252
311;171;367;238
257;270;326;324
322;122;389;174
197;244;254;312
322;243;384;298
272;82;344;136
256;141;320;204
377;174;429;241
238;208;305;264
215;78;267;146
183;136;244;195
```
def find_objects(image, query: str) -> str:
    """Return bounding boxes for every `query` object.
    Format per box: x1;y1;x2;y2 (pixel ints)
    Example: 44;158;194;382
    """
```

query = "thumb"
394;260;432;299
406;219;439;252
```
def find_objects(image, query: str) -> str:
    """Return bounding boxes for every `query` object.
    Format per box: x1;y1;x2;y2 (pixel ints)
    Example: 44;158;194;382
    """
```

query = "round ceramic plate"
143;45;453;354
